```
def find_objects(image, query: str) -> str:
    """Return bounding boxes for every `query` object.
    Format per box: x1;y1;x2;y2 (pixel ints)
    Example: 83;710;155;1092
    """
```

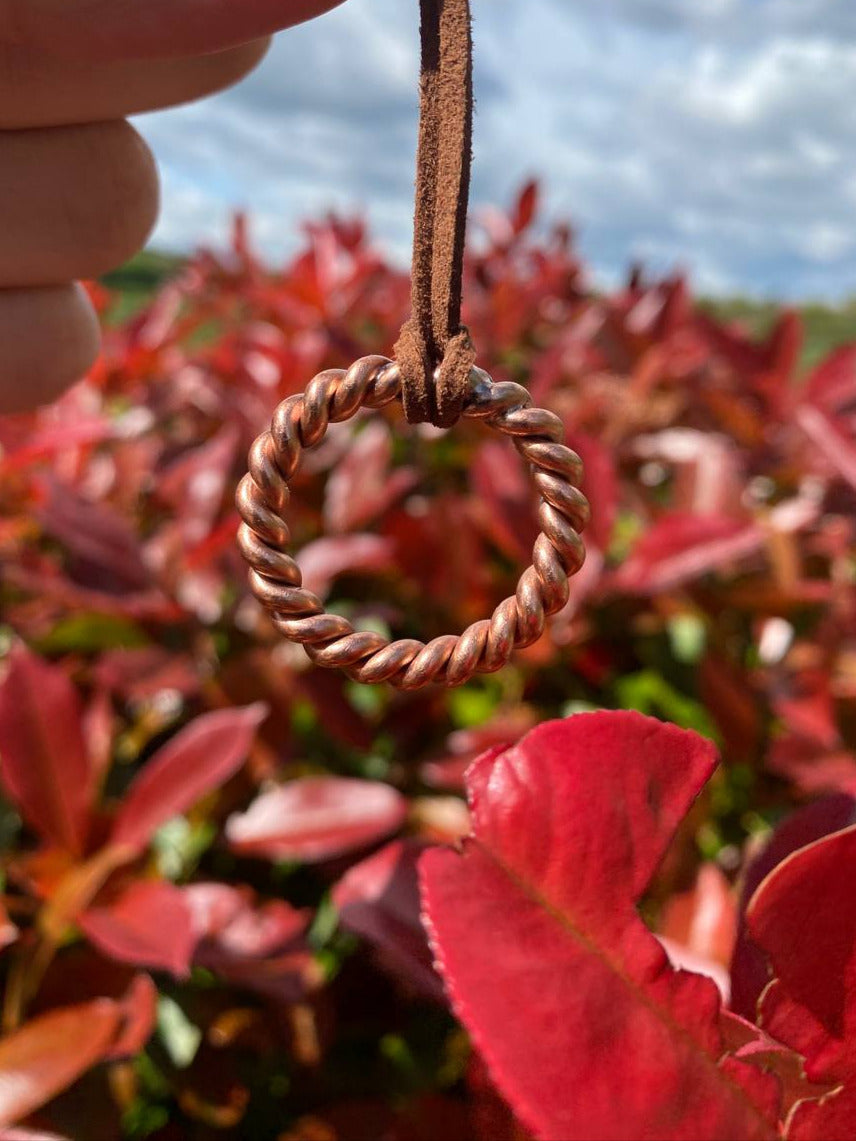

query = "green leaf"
449;680;503;729
667;615;707;664
615;671;719;742
36;613;148;654
157;996;202;1069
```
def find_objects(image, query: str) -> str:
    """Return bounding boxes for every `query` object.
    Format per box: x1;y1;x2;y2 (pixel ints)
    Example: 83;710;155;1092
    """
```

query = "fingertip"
0;120;161;286
0;283;102;414
18;0;345;61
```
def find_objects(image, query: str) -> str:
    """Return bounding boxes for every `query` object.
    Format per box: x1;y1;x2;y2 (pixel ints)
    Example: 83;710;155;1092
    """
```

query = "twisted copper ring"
237;356;589;690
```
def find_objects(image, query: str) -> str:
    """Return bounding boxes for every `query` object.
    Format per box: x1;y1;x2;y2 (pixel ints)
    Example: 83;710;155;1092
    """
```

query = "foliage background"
0;183;854;1138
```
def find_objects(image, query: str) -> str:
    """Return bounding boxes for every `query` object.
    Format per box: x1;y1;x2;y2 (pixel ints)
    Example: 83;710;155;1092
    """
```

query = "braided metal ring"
237;356;589;690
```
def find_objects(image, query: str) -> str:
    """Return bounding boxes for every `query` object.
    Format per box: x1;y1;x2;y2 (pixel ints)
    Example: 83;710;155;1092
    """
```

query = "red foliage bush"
0;183;854;1138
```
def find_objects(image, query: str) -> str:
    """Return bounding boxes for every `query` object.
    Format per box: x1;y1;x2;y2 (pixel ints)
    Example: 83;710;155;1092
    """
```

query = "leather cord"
395;0;476;428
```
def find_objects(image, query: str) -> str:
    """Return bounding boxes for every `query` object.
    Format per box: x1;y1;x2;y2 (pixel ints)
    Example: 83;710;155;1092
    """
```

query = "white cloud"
136;0;856;300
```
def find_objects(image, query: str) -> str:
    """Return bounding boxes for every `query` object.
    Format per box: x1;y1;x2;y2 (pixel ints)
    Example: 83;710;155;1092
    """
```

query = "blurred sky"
137;0;856;300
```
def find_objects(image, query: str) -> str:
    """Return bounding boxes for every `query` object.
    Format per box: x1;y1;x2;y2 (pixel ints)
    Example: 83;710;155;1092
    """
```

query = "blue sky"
136;0;856;300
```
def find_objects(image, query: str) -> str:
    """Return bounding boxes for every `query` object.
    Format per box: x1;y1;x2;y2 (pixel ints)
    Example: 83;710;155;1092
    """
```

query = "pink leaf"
0;1001;122;1128
658;864;738;1003
0;1129;71;1140
0;645;92;855
80;881;197;978
660;865;737;971
333;840;442;1000
0;902;17;953
226;777;407;864
421;712;780;1141
720;1012;821;1121
109;704;266;856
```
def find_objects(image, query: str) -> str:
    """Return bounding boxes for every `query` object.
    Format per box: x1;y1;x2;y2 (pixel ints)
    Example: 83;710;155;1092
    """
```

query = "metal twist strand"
238;356;590;690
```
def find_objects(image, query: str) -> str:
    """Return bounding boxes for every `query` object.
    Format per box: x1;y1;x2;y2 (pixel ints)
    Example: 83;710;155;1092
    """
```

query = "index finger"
5;0;346;61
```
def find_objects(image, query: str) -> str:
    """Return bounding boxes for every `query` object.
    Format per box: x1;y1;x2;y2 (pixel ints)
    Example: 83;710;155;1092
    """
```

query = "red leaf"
512;180;540;236
35;479;152;594
184;883;308;957
0;1001;122;1127
183;883;314;1001
774;670;839;749
613;513;754;595
108;973;158;1059
565;431;619;554
764;310;803;389
0;645;92;855
805;344;856;413
471;442;537;564
332;840;442;1000
796;404;856;492
323;421;418;535
0;414;114;477
768;740;856;798
155;424;239;545
420;710;539;792
80;881;197;978
788;1087;856;1140
748;823;856;1086
226;777;407;864
421;712;779;1141
730;795;856;1021
612;495;819;595
109;704;266;856
93;647;200;702
298;534;394;600
720;1013;824;1123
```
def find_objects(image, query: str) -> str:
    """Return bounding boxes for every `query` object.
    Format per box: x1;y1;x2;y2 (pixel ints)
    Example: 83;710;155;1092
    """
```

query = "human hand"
0;0;345;414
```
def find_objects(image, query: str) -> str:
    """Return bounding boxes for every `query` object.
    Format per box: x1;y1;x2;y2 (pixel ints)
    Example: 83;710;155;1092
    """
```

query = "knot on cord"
395;0;475;429
395;322;475;429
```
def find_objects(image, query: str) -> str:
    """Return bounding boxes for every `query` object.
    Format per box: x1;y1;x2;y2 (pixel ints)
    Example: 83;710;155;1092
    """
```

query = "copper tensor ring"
237;356;590;690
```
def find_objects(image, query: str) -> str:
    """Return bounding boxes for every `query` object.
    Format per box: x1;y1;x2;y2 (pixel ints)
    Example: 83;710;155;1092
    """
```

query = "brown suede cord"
395;0;476;428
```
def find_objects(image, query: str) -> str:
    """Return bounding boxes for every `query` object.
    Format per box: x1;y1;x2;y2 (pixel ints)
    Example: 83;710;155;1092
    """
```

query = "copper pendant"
237;356;589;689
